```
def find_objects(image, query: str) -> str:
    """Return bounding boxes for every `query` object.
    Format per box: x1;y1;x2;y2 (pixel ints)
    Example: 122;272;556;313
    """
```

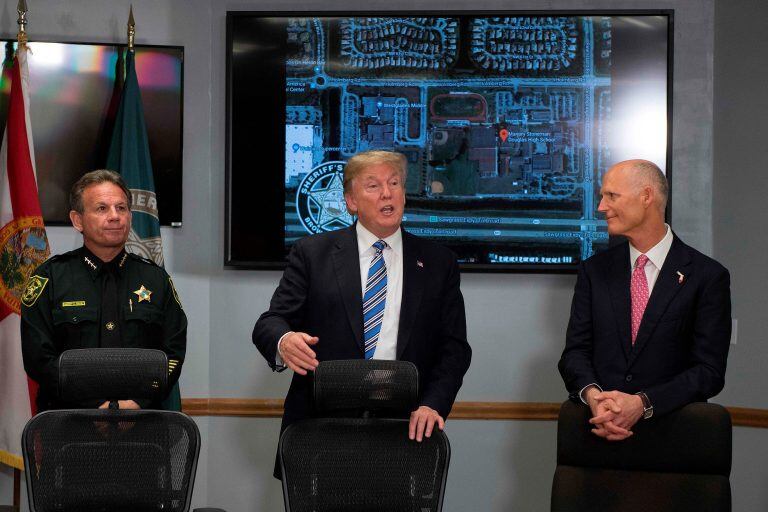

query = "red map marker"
499;128;509;142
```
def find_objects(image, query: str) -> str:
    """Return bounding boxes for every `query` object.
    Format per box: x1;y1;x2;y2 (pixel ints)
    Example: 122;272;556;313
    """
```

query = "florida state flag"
0;43;49;470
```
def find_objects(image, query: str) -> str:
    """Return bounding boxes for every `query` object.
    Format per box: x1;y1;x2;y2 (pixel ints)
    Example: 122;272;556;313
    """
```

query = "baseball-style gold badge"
133;285;152;303
21;275;49;307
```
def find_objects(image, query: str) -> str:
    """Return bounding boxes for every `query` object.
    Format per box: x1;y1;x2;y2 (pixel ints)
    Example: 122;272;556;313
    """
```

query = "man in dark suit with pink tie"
559;159;731;440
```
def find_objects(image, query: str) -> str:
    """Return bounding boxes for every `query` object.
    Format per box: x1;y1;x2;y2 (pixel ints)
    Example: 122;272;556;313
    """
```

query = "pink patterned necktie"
630;254;650;344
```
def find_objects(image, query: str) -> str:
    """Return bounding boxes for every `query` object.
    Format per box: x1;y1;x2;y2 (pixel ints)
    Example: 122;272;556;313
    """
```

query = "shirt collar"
355;222;402;256
80;246;129;279
629;224;673;270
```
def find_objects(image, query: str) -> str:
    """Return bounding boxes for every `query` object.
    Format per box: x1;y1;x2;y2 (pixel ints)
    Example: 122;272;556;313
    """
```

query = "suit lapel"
332;226;364;354
629;236;693;366
396;230;425;359
607;243;632;362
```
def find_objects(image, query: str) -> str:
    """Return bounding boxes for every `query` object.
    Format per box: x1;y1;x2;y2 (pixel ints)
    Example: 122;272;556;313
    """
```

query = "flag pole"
13;1;28;508
128;5;135;52
17;0;28;47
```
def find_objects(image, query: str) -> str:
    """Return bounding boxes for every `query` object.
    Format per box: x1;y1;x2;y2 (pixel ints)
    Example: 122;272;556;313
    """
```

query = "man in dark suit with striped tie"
253;150;472;478
559;159;731;441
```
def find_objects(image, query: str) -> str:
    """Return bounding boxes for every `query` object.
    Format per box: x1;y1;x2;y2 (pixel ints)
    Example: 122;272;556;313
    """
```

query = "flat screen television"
226;11;672;271
0;40;184;226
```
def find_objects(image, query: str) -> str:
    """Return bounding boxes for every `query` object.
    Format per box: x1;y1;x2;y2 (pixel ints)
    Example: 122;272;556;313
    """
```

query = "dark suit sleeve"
644;267;731;416
252;242;309;370
419;257;471;419
559;262;600;398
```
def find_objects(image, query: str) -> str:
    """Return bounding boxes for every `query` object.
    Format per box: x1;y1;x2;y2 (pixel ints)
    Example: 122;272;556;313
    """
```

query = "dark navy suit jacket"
253;225;471;475
559;235;731;417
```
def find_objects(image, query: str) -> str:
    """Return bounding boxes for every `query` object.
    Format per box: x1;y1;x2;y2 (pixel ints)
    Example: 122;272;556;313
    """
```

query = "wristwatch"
636;391;653;419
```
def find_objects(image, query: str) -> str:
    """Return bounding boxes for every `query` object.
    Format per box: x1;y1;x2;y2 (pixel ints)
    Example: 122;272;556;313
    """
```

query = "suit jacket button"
625;374;633;382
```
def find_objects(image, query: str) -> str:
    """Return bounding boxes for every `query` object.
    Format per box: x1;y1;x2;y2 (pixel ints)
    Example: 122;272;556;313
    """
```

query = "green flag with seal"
106;49;181;411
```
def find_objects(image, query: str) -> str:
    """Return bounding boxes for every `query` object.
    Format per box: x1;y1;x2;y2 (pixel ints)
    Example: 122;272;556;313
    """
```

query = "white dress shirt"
628;224;673;293
356;222;403;361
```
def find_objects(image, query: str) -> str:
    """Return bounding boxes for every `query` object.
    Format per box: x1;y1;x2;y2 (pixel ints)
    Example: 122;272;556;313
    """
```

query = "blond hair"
343;150;407;193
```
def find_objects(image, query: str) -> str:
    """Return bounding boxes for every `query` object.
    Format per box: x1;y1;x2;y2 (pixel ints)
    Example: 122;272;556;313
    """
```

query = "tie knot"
635;254;650;270
373;240;387;253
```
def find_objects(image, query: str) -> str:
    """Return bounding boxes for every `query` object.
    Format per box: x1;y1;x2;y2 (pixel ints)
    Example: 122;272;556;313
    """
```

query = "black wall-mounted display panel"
226;11;672;271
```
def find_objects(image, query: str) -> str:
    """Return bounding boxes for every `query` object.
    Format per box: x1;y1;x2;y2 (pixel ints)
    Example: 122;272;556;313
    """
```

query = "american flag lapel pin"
676;271;685;284
417;260;424;268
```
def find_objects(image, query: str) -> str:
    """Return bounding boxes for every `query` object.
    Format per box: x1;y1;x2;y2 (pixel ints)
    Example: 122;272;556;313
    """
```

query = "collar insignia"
83;256;98;270
119;253;128;268
133;285;152;303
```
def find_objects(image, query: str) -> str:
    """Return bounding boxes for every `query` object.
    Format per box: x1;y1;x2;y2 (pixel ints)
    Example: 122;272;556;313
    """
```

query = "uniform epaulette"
36;252;66;270
127;252;160;267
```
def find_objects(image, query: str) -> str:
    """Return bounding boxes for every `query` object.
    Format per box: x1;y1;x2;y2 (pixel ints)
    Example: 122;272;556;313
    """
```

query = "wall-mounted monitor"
226;11;672;271
0;41;184;226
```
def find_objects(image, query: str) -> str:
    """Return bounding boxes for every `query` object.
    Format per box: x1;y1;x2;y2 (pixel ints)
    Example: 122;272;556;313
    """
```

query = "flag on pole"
0;43;49;470
106;49;180;411
106;49;164;266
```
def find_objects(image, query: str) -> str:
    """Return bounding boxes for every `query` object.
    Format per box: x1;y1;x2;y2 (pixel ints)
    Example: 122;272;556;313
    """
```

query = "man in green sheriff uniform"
20;170;186;411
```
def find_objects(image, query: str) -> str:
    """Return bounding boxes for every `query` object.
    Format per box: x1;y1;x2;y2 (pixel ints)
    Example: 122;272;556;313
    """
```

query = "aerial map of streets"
284;16;613;266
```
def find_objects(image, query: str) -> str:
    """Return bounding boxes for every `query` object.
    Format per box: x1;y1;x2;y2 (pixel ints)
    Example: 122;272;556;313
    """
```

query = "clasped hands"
584;387;644;441
279;331;445;442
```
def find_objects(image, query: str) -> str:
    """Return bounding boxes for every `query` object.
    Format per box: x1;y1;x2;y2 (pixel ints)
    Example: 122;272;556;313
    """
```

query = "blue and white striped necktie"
363;240;387;359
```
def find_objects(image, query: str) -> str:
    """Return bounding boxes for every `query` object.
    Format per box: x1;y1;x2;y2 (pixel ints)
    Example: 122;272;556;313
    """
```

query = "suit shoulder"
293;227;352;251
679;241;729;277
404;230;458;264
581;241;626;269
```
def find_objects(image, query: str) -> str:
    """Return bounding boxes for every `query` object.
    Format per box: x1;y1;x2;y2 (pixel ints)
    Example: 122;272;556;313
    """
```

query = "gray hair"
624;160;668;212
69;170;132;213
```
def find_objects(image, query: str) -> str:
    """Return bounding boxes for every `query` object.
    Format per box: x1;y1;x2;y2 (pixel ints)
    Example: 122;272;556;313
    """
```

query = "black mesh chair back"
280;360;449;512
23;410;200;512
22;349;200;512
314;359;418;415
551;400;732;512
59;348;168;404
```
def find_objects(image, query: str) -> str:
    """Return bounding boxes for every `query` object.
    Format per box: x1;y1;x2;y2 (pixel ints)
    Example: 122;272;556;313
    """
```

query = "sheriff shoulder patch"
21;275;49;307
169;277;182;308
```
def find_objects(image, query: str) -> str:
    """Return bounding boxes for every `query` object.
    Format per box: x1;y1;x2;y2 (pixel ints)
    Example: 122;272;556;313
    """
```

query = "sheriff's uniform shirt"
20;246;186;411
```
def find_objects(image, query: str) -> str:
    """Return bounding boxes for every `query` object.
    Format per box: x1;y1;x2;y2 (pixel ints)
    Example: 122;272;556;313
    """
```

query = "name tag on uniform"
62;301;86;307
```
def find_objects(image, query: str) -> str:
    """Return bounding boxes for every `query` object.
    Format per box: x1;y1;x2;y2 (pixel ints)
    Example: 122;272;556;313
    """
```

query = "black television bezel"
225;10;674;272
0;38;185;227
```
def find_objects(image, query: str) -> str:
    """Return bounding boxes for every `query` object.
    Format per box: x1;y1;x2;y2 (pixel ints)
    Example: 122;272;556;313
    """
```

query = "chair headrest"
58;348;168;403
314;360;418;415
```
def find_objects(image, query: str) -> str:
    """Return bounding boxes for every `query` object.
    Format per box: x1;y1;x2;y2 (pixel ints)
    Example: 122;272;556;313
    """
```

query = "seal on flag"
1;216;49;313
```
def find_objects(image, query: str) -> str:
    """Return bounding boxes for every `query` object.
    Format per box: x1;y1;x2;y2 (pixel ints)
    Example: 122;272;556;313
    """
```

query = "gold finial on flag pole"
17;0;29;47
128;5;136;52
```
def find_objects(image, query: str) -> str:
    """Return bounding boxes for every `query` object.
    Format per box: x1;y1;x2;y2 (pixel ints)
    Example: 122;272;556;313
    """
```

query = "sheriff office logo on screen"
296;161;354;235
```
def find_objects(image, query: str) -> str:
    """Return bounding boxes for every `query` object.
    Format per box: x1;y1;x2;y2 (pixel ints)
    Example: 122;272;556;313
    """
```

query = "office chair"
279;359;450;512
551;399;732;512
21;348;217;512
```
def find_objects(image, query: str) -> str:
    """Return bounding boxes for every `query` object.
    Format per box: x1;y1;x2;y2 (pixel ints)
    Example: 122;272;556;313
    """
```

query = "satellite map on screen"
284;16;613;265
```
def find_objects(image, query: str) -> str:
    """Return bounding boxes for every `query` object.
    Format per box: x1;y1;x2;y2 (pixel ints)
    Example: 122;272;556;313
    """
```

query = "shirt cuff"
579;383;602;404
275;331;292;368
